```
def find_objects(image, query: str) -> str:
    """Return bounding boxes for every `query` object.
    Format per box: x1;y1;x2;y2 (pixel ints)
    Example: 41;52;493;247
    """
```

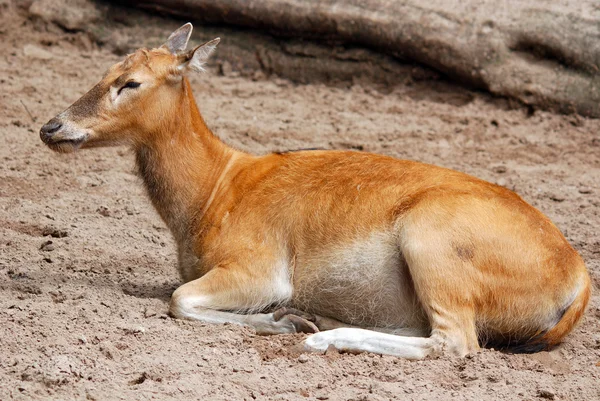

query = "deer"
40;23;590;359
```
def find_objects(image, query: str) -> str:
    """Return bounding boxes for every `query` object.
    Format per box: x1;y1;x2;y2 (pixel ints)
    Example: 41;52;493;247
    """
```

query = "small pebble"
143;308;157;318
578;187;592;194
43;226;69;238
40;240;55;252
537;389;555;400
252;70;266;81
121;325;146;334
325;345;339;356
23;44;53;60
298;354;309;363
97;206;111;217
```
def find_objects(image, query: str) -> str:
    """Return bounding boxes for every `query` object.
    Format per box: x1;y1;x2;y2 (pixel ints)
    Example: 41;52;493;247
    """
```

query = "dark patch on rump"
455;245;474;261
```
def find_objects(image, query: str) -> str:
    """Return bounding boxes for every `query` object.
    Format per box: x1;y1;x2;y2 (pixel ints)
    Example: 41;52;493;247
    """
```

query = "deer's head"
40;23;219;153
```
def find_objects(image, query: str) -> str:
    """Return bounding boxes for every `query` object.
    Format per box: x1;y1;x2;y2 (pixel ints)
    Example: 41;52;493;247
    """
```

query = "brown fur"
40;27;590;358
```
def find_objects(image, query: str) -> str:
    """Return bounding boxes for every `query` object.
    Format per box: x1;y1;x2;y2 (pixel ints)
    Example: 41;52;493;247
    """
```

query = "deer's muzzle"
40;118;63;143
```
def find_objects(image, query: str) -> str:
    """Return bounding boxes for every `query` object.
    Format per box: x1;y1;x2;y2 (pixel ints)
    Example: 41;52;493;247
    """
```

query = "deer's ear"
178;38;220;73
162;23;193;54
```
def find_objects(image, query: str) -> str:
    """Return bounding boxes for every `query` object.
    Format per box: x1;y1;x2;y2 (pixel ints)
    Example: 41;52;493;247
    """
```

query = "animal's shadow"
4;267;180;303
120;280;179;301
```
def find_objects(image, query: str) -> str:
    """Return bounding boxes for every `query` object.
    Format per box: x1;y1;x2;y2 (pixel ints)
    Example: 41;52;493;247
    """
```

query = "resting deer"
40;24;590;359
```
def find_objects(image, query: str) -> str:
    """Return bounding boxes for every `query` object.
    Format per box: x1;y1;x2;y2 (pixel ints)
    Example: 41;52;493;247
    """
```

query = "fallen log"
116;0;600;117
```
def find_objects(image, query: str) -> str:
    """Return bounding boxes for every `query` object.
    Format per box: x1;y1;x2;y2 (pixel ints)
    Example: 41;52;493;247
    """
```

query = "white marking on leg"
170;292;298;334
304;328;442;360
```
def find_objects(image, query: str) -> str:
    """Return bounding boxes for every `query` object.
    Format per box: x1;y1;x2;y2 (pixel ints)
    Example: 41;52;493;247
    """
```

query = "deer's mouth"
45;137;87;153
40;120;89;153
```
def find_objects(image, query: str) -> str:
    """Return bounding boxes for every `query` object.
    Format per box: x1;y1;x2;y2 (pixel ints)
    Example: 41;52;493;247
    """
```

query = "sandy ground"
1;2;599;400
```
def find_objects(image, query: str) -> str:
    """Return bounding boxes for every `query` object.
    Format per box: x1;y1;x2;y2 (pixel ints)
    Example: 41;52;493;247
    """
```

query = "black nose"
40;119;63;141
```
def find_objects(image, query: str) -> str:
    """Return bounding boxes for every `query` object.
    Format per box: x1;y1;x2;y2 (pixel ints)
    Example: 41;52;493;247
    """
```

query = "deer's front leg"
169;264;317;335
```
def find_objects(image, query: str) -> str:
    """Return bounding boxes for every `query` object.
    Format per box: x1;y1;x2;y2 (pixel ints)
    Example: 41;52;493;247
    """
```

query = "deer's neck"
134;79;238;243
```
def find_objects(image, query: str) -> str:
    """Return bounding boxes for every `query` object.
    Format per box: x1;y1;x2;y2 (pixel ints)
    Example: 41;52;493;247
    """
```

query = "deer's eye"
117;81;141;95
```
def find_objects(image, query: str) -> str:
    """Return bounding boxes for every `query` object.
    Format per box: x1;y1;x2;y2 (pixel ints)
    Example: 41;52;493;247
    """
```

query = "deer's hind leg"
304;218;481;359
399;216;481;357
169;261;318;335
302;285;477;359
302;295;474;359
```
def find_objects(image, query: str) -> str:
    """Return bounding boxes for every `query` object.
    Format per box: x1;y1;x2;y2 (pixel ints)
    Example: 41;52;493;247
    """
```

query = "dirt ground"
1;2;599;400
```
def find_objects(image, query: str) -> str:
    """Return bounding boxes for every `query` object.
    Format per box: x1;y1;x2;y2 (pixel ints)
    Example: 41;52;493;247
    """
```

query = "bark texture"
117;0;600;116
